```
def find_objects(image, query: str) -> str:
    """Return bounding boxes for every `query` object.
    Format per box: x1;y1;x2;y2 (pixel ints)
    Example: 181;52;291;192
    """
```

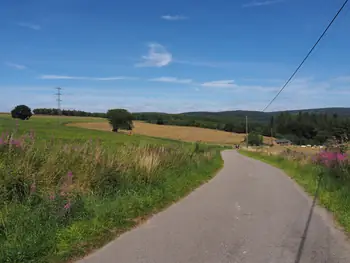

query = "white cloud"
243;0;285;8
5;62;27;70
161;15;188;21
201;80;237;88
39;75;136;81
149;77;192;84
136;43;172;67
17;22;41;30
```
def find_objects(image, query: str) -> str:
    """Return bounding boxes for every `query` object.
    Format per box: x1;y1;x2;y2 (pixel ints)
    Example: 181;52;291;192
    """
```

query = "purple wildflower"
10;139;21;148
64;201;71;210
314;151;347;167
67;171;73;178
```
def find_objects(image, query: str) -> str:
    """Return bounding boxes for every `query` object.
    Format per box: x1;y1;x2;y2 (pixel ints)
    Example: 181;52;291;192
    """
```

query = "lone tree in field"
11;105;32;120
107;109;133;132
246;131;263;146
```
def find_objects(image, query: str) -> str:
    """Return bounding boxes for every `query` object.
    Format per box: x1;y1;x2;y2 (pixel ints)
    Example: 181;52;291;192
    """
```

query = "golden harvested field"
68;121;273;145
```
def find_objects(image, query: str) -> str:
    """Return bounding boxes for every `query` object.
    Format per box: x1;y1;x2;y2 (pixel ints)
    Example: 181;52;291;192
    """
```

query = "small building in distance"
274;139;292;146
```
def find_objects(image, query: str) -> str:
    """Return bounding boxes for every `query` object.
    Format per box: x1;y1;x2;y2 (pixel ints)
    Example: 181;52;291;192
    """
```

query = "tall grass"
0;132;223;262
239;149;350;233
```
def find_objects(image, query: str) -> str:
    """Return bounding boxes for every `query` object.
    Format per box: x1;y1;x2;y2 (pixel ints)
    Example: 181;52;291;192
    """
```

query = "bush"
11;105;32;120
106;109;133;132
246;131;263;146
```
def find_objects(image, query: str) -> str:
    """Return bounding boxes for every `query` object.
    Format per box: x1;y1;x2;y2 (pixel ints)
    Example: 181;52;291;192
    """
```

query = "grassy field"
240;150;350;233
0;114;182;146
0;114;224;263
68;120;273;145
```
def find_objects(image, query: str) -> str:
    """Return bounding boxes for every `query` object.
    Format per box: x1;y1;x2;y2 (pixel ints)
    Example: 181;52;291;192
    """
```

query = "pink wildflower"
67;171;73;177
64;202;71;210
9;139;21;147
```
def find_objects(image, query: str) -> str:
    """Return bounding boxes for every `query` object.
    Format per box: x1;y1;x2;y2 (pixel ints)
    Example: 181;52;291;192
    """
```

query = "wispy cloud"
39;75;136;81
333;76;350;82
149;77;192;84
5;62;27;70
136;43;172;67
161;15;188;21
243;0;285;8
201;80;237;88
17;22;41;30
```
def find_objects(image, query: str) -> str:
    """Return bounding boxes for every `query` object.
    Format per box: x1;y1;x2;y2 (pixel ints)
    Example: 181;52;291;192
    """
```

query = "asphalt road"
78;150;350;263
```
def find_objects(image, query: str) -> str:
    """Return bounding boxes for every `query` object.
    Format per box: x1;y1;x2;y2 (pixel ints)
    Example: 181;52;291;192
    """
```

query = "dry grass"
268;145;322;155
67;121;273;145
245;144;323;156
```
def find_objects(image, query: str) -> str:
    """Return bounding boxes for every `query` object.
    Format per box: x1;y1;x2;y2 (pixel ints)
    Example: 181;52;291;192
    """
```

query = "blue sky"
1;0;350;113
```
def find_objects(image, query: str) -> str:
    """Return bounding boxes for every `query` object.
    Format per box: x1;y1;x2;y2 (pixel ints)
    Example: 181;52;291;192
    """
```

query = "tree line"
33;108;107;118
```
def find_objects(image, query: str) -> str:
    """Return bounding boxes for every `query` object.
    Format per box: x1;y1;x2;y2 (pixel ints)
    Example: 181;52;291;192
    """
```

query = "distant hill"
279;108;350;117
182;108;350;123
133;107;350;145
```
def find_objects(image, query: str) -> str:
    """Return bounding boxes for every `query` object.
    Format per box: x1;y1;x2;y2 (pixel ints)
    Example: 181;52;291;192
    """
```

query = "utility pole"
246;116;248;148
55;87;62;123
271;127;273;146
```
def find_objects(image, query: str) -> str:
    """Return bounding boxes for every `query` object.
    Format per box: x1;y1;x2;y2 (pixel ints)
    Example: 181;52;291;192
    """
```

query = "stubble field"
67;120;273;145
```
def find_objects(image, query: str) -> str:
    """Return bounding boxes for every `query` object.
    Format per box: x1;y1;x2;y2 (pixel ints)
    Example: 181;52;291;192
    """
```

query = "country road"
78;150;350;263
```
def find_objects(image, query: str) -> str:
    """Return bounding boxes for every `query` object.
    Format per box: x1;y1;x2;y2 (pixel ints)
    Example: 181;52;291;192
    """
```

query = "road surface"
78;150;350;263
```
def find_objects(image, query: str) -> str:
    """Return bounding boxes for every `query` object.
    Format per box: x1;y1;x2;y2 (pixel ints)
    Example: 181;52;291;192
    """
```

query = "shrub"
246;131;263;146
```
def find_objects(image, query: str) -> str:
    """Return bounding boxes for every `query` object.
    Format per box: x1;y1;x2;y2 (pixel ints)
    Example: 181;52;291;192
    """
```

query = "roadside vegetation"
240;145;350;232
0;109;224;263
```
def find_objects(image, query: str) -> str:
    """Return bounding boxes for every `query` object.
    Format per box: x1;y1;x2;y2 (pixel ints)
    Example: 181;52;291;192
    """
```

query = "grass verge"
239;150;350;233
0;116;224;263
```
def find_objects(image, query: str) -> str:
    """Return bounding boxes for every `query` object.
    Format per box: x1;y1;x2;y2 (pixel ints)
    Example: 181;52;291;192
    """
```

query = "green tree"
11;105;32;120
106;109;133;132
246;131;263;146
156;117;164;125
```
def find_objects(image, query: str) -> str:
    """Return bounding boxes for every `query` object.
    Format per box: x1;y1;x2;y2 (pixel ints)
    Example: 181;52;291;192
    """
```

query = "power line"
262;0;349;112
55;87;62;116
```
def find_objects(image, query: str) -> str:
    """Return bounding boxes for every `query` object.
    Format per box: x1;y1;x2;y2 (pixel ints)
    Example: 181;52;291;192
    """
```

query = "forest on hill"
33;107;350;145
133;108;350;145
